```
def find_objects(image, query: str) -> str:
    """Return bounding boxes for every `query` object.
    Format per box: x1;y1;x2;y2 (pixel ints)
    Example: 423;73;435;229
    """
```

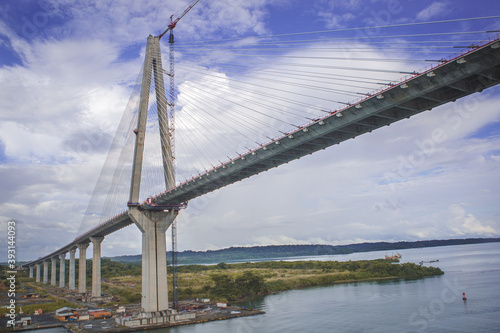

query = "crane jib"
158;0;200;39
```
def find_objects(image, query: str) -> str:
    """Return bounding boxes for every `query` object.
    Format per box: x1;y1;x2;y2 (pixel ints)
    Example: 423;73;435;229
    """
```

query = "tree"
235;271;264;297
209;273;236;299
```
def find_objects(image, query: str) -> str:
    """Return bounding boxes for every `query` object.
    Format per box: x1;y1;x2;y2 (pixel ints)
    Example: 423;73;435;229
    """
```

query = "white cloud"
252;235;314;246
448;204;498;236
416;2;452;21
0;122;62;162
317;12;356;29
44;0;275;43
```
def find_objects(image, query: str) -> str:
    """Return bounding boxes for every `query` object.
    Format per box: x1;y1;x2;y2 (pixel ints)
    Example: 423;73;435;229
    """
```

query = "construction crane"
158;0;200;166
158;0;200;40
157;0;200;311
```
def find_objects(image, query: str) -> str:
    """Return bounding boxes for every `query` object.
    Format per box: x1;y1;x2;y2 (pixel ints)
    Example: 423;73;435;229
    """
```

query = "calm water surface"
162;242;500;333
34;242;500;332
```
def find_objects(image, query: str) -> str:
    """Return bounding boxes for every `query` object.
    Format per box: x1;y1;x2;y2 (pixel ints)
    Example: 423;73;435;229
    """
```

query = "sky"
1;0;500;261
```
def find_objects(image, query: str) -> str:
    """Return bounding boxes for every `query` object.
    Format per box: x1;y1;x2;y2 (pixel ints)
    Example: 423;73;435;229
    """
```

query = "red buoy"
462;292;467;301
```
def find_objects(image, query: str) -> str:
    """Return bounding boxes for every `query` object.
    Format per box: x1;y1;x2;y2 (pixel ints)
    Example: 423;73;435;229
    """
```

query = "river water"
34;242;500;332
163;242;500;333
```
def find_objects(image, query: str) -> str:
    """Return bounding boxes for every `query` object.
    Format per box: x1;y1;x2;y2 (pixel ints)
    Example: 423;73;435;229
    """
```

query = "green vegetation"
209;271;265;301
198;260;443;301
108;238;500;264
101;277;142;304
99;259;141;278
93;259;444;303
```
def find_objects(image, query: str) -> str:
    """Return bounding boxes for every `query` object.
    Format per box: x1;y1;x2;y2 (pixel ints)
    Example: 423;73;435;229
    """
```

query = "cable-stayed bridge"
23;15;500;321
77;37;500;241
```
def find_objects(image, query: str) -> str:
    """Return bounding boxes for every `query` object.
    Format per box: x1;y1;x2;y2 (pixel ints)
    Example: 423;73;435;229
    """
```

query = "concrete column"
43;261;49;284
51;257;57;286
129;208;177;313
89;236;104;298
36;263;41;283
77;243;90;293
69;248;76;290
29;266;34;278
59;253;66;288
129;36;154;204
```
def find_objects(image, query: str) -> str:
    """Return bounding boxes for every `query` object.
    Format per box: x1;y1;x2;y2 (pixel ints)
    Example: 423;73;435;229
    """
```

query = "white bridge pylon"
127;35;178;314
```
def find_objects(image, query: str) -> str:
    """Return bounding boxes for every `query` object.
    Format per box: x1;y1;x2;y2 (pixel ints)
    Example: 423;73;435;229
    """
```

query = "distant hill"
106;237;500;265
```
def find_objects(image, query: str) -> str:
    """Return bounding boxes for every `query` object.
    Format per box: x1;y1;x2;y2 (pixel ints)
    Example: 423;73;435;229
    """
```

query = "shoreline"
232;274;441;303
1;307;264;333
66;308;264;333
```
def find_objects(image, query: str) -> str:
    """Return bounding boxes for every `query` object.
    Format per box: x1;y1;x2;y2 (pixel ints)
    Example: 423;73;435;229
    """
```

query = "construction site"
0;279;263;332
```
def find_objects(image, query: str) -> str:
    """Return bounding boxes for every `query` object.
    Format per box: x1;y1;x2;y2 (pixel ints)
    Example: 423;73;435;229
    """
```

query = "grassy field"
101;259;443;304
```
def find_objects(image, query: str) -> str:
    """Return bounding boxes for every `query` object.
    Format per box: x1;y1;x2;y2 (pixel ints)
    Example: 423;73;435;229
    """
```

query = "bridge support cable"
177;73;328;121
175;89;275;159
180;83;300;132
77;65;142;236
177;64;342;112
176;15;500;47
175;113;239;173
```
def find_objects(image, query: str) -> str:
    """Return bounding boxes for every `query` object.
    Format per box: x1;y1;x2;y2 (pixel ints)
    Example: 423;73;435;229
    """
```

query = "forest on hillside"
108;237;500;264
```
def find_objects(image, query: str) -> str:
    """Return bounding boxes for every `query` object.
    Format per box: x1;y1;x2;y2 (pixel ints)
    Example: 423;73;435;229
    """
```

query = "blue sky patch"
0;139;7;164
467;121;500;139
0;37;23;67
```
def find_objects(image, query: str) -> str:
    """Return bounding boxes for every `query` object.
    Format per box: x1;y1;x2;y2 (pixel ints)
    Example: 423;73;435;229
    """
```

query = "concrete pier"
89;236;104;298
69;248;76;290
51;257;57;286
29;265;34;278
36;263;41;282
43;261;49;284
59;253;66;288
129;209;177;313
77;243;90;293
